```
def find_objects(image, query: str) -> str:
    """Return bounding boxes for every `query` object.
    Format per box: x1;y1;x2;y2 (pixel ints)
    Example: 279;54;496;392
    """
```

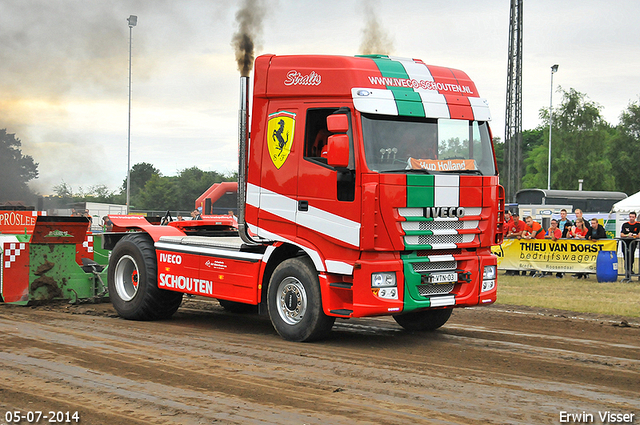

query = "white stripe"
155;241;264;262
469;97;492;121
390;58;450;118
352;88;398;115
434;175;459;206
248;225;326;272
297;204;360;247
430;295;456;307
248;184;360;248
426;254;456;262
430;229;459;236
246;183;260;208
398;207;423;217
394;58;435;88
419;92;451;119
325;260;354;275
256;186;298;223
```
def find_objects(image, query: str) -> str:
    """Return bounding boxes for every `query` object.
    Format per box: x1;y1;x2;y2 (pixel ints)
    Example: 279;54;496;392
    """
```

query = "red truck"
105;54;504;341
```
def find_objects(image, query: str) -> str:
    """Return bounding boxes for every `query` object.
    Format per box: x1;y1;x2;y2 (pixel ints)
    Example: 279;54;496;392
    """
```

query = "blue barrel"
596;251;618;282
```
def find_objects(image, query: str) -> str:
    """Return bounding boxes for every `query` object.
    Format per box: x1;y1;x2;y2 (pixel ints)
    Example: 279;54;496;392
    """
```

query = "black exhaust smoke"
231;0;264;77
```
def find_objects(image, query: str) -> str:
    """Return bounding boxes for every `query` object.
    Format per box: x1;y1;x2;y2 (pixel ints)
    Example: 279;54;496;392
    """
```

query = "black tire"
107;233;183;320
267;257;335;342
218;299;258;314
393;308;453;331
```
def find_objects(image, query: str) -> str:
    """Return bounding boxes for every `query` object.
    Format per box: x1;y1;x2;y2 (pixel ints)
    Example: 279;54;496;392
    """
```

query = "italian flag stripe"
371;57;426;117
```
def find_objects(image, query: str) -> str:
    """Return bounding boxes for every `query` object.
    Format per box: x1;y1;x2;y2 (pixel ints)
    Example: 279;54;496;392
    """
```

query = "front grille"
405;234;475;246
412;260;456;273
417;283;455;296
398;207;483;218
416;249;461;257
401;220;479;232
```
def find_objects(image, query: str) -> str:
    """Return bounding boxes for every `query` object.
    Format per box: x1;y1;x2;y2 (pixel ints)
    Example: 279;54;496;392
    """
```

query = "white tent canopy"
612;191;640;214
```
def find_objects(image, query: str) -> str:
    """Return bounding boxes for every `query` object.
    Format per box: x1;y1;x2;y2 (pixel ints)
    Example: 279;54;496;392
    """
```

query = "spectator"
503;210;513;237
571;218;588;239
505;212;527;275
102;216;113;232
191;209;202;220
586;218;607;240
543;219;564;278
545;219;562;241
506;212;526;239
177;215;184;221
620;211;640;275
562;222;574;238
523;216;545;239
574;208;591;233
558;209;573;236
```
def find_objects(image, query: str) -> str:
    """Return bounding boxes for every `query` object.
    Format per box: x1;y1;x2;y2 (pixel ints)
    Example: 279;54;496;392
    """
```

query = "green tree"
136;174;179;210
52;181;122;204
606;100;640;195
122;162;160;196
522;88;615;191
0;129;39;202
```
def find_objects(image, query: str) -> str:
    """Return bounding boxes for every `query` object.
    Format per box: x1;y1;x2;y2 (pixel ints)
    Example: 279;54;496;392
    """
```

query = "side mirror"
326;134;349;168
326;114;349;133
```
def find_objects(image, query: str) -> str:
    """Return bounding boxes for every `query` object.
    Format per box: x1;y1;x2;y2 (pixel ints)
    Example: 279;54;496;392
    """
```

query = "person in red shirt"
503;210;513;237
545;219;562;241
506;213;526;238
523;216;545;239
571;218;588;239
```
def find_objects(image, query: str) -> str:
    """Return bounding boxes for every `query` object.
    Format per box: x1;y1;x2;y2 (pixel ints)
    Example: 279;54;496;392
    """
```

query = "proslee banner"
492;238;618;273
0;211;44;234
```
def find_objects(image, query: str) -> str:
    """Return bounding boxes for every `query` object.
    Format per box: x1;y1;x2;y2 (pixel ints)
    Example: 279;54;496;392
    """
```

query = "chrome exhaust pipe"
237;76;257;244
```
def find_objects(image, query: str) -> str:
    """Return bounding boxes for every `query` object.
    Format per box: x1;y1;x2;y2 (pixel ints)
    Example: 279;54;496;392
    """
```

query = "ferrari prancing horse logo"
267;111;296;169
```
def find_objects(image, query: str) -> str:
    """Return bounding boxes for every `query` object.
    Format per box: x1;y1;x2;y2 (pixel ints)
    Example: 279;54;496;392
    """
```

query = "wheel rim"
276;276;307;325
114;255;140;301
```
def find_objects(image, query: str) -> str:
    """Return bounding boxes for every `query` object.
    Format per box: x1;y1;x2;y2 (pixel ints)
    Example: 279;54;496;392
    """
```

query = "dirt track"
0;299;638;425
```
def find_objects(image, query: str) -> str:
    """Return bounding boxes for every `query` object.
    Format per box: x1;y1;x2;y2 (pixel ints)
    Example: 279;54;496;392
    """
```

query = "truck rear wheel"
108;233;183;320
267;257;335;342
393;308;452;331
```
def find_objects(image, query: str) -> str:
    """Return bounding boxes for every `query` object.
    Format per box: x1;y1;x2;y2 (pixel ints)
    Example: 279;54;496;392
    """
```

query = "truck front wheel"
267;257;335;342
108;233;183;320
393;308;452;331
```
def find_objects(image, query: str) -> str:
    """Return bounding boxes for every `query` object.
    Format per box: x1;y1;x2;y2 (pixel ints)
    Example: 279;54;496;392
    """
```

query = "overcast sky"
2;0;639;195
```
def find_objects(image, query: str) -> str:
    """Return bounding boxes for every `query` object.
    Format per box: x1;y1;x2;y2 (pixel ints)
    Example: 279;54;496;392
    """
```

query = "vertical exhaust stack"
232;0;264;244
237;76;256;244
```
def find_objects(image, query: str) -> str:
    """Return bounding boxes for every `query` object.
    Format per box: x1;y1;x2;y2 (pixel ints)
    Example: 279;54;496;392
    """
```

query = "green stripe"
406;175;434;208
404;229;433;236
407;175;434;186
371;57;426;118
404;216;433;222
401;254;431;311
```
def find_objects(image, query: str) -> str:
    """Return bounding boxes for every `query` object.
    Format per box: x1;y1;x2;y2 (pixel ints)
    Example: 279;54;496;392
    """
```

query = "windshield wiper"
383;169;432;174
440;169;484;175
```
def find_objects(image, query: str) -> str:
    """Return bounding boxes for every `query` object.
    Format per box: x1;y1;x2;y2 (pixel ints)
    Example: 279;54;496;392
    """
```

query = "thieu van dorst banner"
492;238;618;273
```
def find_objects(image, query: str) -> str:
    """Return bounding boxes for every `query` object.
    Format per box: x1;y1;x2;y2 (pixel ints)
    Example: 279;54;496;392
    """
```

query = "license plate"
427;272;457;284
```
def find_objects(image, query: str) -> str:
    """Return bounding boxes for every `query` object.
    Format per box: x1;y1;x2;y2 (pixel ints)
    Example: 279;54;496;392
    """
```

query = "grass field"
495;271;640;317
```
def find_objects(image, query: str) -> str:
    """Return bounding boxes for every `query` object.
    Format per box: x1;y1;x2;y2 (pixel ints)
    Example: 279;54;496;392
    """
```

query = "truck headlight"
371;272;396;288
483;265;496;280
371;272;398;299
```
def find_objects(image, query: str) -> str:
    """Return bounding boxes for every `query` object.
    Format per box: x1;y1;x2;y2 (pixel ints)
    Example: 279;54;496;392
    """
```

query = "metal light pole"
547;64;559;191
126;15;137;215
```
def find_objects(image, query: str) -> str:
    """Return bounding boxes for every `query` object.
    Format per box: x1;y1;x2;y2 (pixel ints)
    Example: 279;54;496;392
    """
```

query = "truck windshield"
361;114;496;175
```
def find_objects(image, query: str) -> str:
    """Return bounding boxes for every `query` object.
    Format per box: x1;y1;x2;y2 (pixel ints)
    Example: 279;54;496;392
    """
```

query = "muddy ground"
0;299;638;425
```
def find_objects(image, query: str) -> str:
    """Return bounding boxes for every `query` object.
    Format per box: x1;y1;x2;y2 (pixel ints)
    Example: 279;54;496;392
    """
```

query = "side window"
304;108;339;164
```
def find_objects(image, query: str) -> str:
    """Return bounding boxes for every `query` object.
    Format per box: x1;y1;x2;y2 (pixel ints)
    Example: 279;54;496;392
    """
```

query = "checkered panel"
4;243;26;269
